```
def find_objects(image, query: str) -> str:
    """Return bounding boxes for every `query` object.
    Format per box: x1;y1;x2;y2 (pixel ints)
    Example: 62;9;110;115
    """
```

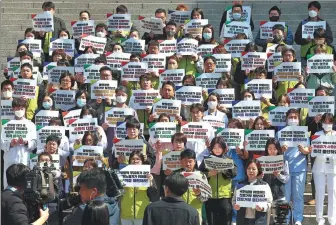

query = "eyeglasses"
61;79;71;83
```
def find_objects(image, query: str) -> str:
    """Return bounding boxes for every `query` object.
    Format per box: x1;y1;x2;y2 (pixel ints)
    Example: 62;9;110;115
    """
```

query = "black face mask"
269;16;279;22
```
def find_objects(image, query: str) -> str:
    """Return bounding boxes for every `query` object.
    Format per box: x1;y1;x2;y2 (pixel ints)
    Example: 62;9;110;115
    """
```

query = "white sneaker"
231;223;236;225
295;222;302;225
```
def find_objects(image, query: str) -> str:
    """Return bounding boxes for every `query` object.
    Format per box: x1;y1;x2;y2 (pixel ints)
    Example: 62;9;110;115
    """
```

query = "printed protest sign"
53;90;76;111
267;52;283;72
217;128;244;148
266;43;292;54
36;125;65;149
308;96;335;117
158;40;177;56
149;122;176;142
105;52;131;71
19;39;42;57
90;80;118;99
168;10;191;25
139;16;164;34
12;78;36;99
302;21;326;39
69;118;98;142
129;90;160;110
175;86;202;105
311;135;336;156
181;122;212;142
241;52;267;70
221;21;251;38
203;115;225;131
182;172;212;197
114;139;145;160
1;100;14;120
49;38;75;57
104;107;134;127
83;64;103;82
141;54;166;72
223;39;250;58
30;154;60;170
277;126;309;147
120;165;151;187
9;66;39;80
79;35;107;54
121;62;148;82
232;100;261;120
73;145;103;167
197;44;217;57
257;155;284;174
62;109;82;127
177;38;198;55
212;88;235;108
7;57;20;69
236;185;269;208
245;130;275;151
1;120;30;140
32;11;53;32
184;19;208;37
159;69;184;88
107;13;131;31
162;151;182;171
152;99;181;118
244;79;272;99
204;157;234;170
74;54;99;73
48;66;74;84
268;106;290;127
307;54;334;74
213;54;232;73
287;88;315;108
122;38;145;54
196;73;222;90
115;122;144;139
259;21;286;39
35;110;59;127
226;5;251;23
274;62;301;81
71;20;95;39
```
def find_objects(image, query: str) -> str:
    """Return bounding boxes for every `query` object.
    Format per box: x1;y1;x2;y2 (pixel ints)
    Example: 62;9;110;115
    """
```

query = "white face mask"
207;101;218;110
83;115;93;119
309;10;318;18
116;96;127;104
322;123;333;132
60;36;69;39
287;118;299;126
21;59;32;65
2;91;12;98
14;109;25;118
26;36;34;40
96;32;106;38
244;97;253;101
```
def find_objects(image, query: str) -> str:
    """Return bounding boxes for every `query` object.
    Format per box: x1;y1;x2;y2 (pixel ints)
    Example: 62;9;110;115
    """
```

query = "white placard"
104;107;134;127
204;157;235;170
181;122;212;142
177;38;198;55
274;62;301;81
195;73;222;90
73;145;103;167
12;78;37;99
36;126;66;149
184;19;208;38
287;88;315;108
308;96;335;117
277;126;309;147
212;88;235;108
307;54;334;74
162;151;182;171
69;118;98;142
175;86;203;105
217;128;244;148
311;135;336;156
71;20;95;39
32;11;54;32
122;38;145;54
223;39;250;58
79;35;107;54
259;21;286;39
236;185;269;208
240;52;267;70
221;21;251;38
149;122;176;142
140;16;164;34
35;110;59;127
129;90;160;110
158;39;177;57
302;21;326;39
268;106;290;127
107;14;131;32
232;100;261;120
53;90;76;111
159;69;184;88
120;165;151;187
245;129;275;151
257;155;284;174
90;80;118;99
244;79;273;99
49;38;75;57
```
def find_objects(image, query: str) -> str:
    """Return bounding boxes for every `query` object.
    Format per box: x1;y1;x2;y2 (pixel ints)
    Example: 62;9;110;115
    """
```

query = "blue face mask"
42;102;52;109
232;13;241;21
77;99;87;107
203;33;212;40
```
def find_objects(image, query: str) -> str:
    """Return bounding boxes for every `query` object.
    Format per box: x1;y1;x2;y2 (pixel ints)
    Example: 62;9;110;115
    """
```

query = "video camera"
272;200;292;225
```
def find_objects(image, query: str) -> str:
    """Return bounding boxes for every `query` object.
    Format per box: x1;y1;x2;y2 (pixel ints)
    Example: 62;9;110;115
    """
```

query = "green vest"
121;187;150;219
208;173;232;199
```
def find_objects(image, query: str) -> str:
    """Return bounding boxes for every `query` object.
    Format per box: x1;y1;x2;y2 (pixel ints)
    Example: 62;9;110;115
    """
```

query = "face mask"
244;97;253;101
96;32;105;38
2;91;12;98
203;33;212;40
116;96;127;104
232;13;241;20
42;101;52;109
83;115;93;119
26;36;34;40
269;16;279;21
166;31;176;37
113;49;122;53
21;59;32;65
273;34;284;43
309;10;318;18
322;123;333;132
14;109;25;118
207;101;218;109
287;118;299;126
77;99;86;107
60;36;68;39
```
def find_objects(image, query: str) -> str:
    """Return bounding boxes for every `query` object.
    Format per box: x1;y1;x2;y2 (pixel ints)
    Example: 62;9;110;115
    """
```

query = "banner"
79;35;107;54
53;90;76;111
287;88;315;108
32;11;54;32
1;100;14;120
217;128;244;148
107;13;131;31
268;106;290;127
221;21;251;38
62;109;82;127
158;39;177;56
69;118;98;142
168;10;191;25
267;52;283;72
182;172;212;197
241;52;267;70
49;38;75;57
104;107;134;127
302;21;326;39
19;39;42;57
203;115;225;131
1;120;30;140
274;62;301;81
181;122;212;142
47;66;74;84
162;151;181;171
213;54;232;72
175;86;202;105
120;165;151;187
307;54;334;74
177;38;198;55
90;80;118;99
195;73;222;90
212;88;235;108
35;110;59;127
74;54;100;73
115;122;144;139
36;125;66;149
30;154;60;170
308;96;335;117
159;69;184;88
141;54;166;72
197;44;217;57
12;78;36;99
277;126;309;147
232;100;261;120
122;38;145;54
204;157;235;170
259;21;286;39
129;90;160;110
149;122;176;142
139;16;164;34
257;155;284;174
184;19;208;37
236;185;269;208
71;20;95;39
105;52;131;71
244;79;273;99
245;129;275;151
114;139;145;160
223;39;250;58
311;135;336;156
226;6;251;23
73;145;103;167
152;99;181;118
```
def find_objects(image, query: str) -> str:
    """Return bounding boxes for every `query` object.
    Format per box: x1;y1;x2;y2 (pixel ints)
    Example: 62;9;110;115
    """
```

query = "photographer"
1;164;49;225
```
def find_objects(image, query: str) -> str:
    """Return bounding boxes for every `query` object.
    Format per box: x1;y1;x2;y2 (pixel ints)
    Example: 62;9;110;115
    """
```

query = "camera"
272;200;292;225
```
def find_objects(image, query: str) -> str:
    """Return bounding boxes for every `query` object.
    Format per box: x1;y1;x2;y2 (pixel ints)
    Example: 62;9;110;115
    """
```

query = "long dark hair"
81;200;109;225
264;138;282;156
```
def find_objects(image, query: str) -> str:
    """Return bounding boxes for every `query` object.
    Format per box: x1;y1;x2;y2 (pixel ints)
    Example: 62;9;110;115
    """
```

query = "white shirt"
204;109;228;127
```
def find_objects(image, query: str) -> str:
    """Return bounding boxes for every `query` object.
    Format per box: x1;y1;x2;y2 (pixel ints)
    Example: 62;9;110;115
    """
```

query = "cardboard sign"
104;107;134;127
267;52;283;72
268;106;290;127
47;66;74;84
226;5;251;23
141;54;166;72
213;54;232;73
120;62;148;81
182;172;212;198
232;100;261;120
114;139;145;160
212;88;235;108
203;115;225;131
159;69;184;88
308;96;335;117
31;11;54;32
129;90;160;110
122;38;145;54
90;80;118;99
311;135;336;156
105;52;131;71
277;126;309;147
120;165;151;187
1;120;30;140
221;21;251;38
168;10;191;25
195;73;222;90
184;19;208;37
217;128;244;148
223;39;250;58
62;109;82;127
19;39;42;57
71;20;95;39
236;185;269;208
12;78;36;99
241;52;267;70
287;88;315;108
152;99;181;118
257;155;284;174
162;151;181;171
74;54;100;73
149;122;176;142
35;110;59;127
204;157;235;170
36;125;66;149
83;64;104;83
107;14;131;31
245;129;275;151
158;40;177;56
79;35;107;54
49;38;75;57
115;122;144;139
177;38;198;55
1;100;14;120
307;54;334;74
139;16;164;34
259;21;286;39
274;62;301;81
302;21;326;39
69;118;98;142
244;79;273;99
181;122;212;142
53;90;76;111
30;154;60;170
175;86;202;105
73;145;103;167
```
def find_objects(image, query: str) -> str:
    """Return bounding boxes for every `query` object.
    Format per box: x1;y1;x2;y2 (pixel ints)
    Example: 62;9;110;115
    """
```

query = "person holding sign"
120;150;158;225
263;24;287;52
199;24;218;46
94;23;114;53
36;135;69;166
311;113;336;225
199;137;236;225
1;80;14;100
142;8;167;44
204;92;229;127
232;159;273;225
68;90;90;111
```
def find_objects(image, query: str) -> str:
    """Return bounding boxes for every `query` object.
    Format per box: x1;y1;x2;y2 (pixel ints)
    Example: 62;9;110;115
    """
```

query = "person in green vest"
305;28;336;61
262;24;287;52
